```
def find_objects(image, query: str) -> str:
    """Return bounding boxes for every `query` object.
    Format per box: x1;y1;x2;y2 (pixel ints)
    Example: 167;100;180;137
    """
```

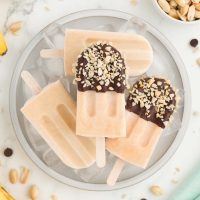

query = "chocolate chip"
3;148;13;157
190;39;198;48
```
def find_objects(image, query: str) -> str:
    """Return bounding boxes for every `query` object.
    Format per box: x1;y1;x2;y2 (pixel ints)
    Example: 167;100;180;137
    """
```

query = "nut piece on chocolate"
75;41;126;93
126;77;176;128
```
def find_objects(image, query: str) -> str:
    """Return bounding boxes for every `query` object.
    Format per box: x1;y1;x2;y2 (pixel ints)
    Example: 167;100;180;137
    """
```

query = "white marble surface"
0;0;200;199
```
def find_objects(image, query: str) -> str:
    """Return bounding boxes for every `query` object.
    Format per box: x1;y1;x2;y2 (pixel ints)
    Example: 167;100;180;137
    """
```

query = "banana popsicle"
21;71;96;169
106;77;177;185
75;42;126;167
40;29;153;76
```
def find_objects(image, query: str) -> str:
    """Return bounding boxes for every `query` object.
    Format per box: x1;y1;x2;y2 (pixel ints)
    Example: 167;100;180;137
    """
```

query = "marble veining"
3;0;38;34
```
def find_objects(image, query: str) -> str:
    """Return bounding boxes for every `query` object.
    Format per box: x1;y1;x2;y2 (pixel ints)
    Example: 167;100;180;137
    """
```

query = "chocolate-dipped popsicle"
106;77;177;185
75;42;126;167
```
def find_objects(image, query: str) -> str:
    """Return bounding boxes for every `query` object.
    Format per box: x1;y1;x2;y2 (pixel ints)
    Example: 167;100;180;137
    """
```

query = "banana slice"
0;32;7;56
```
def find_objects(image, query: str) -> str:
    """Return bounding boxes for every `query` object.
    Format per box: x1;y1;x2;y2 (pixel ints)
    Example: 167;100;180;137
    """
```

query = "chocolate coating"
126;77;176;128
75;42;126;93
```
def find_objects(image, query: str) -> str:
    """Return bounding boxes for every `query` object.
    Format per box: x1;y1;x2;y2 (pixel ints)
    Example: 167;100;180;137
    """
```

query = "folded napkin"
169;165;200;200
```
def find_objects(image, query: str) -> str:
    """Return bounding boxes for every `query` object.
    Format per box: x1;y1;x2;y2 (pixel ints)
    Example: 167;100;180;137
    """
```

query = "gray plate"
9;9;191;191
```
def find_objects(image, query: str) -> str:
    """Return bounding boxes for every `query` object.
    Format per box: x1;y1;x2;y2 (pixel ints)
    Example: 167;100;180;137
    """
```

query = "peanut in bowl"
152;0;200;24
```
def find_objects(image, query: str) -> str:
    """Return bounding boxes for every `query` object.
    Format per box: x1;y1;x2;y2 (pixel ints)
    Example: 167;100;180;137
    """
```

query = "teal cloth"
194;195;200;200
169;165;200;200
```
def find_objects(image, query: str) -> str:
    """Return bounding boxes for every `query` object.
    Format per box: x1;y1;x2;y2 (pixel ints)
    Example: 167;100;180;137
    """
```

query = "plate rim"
9;9;191;191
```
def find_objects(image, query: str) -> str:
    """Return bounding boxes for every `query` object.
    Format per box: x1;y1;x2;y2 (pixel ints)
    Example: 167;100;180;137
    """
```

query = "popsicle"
75;42;126;167
21;71;96;169
106;77;177;185
40;29;153;76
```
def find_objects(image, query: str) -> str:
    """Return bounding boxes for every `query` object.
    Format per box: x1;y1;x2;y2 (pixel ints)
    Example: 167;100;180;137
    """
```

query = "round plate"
9;9;191;191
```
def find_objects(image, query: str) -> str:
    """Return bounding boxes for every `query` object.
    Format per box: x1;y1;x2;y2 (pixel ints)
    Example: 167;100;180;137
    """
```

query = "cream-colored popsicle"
107;111;163;169
106;77;177;185
76;91;126;138
21;71;96;169
40;29;153;76
75;42;126;167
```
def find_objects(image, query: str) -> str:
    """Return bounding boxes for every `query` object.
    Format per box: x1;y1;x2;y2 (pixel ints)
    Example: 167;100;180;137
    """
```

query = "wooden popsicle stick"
96;137;106;168
40;49;64;58
21;71;42;95
107;159;125;186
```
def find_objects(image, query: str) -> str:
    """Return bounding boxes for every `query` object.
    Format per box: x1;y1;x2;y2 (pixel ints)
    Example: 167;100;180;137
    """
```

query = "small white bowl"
152;0;200;24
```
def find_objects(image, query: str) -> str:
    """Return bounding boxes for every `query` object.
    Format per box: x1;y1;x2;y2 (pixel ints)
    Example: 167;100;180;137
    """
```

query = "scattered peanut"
9;169;18;184
171;179;179;184
51;194;58;200
157;0;200;21
20;167;30;184
29;185;39;200
130;0;138;6
193;111;199;116
150;185;164;196
196;57;200;66
175;167;181;172
8;21;23;35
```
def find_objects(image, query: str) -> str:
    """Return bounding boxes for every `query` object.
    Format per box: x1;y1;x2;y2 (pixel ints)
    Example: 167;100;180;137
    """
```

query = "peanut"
9;169;18;184
29;185;39;200
187;5;196;21
175;0;186;7
158;0;171;13
179;4;189;15
157;0;200;21
150;185;164;196
20;167;30;184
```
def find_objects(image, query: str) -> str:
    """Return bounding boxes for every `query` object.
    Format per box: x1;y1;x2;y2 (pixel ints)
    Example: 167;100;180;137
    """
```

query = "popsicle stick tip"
40;49;64;58
21;70;41;95
21;70;32;81
106;178;116;186
96;161;105;168
96;138;106;168
106;159;125;186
